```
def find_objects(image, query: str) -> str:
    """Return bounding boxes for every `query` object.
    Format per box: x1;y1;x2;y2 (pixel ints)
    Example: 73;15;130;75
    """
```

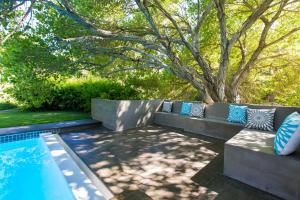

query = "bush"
46;79;140;112
7;78;140;112
0;101;17;111
5;77;56;110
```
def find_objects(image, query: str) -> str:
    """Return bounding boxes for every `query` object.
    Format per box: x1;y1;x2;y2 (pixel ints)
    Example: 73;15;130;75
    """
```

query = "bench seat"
184;117;243;140
153;112;244;140
153;112;188;129
224;129;300;200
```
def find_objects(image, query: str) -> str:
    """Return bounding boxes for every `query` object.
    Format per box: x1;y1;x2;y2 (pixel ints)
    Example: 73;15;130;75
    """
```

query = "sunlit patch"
62;125;224;199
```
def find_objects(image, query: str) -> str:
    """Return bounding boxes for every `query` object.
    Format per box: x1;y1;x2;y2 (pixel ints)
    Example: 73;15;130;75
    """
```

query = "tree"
1;0;300;103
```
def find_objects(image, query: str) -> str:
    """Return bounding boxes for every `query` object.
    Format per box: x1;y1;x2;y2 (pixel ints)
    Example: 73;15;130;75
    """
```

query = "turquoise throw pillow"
227;104;248;124
274;112;300;155
181;102;192;115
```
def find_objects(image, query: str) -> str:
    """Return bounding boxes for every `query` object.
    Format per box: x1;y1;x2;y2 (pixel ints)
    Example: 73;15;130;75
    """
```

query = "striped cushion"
274;112;300;155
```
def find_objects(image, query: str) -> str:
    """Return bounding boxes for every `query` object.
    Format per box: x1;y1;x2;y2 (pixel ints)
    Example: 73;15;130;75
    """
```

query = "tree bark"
3;0;297;104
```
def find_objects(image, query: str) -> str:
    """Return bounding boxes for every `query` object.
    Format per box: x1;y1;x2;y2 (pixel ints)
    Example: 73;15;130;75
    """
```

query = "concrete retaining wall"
91;99;163;131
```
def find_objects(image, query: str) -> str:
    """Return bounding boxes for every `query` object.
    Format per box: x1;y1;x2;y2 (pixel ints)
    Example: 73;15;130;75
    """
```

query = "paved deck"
60;125;281;200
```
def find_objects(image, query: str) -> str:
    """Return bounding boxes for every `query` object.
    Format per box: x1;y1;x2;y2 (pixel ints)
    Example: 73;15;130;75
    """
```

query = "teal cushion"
227;104;248;124
181;102;192;115
274;112;300;155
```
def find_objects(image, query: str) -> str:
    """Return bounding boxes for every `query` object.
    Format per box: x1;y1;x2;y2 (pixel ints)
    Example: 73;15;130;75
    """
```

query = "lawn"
0;109;90;128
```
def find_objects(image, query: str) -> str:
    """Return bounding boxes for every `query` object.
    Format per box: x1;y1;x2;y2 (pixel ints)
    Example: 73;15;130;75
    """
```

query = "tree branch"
229;0;273;47
1;0;35;45
149;0;215;94
266;27;300;47
214;0;229;100
231;0;289;88
44;0;160;48
194;0;214;35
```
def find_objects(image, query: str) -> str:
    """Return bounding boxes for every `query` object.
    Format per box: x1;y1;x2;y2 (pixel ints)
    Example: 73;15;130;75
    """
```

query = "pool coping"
0;119;99;136
42;133;113;200
0;119;114;199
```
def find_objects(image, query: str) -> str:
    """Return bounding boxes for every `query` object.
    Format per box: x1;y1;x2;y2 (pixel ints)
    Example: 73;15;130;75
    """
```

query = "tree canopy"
1;0;300;105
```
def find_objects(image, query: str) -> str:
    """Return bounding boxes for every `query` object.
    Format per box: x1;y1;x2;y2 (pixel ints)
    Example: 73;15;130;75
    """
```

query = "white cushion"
162;101;173;113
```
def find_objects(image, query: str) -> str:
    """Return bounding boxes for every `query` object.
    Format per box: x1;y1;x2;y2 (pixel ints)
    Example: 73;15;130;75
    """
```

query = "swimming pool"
0;136;76;200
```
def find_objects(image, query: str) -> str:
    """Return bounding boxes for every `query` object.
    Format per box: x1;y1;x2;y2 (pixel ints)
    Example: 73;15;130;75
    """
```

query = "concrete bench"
92;99;162;131
153;112;244;140
91;99;300;199
154;101;245;140
153;101;300;140
224;129;300;200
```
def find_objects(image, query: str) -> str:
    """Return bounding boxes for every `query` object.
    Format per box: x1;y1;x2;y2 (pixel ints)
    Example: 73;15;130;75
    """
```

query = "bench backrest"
206;103;300;131
167;101;202;114
160;101;300;131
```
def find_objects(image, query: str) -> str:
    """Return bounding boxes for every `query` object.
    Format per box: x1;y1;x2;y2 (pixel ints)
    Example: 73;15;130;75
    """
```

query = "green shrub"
0;101;17;111
7;78;140;112
5;77;56;110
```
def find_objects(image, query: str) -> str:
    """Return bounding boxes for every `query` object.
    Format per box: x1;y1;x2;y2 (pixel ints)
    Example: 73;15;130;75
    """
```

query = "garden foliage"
5;78;139;111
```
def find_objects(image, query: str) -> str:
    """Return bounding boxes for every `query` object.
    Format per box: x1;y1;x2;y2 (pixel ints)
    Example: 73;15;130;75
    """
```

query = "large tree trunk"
203;88;215;104
226;85;240;103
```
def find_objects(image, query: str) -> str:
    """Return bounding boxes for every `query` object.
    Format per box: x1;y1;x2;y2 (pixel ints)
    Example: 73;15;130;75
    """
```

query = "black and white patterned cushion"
162;101;173;113
190;103;205;118
245;108;276;131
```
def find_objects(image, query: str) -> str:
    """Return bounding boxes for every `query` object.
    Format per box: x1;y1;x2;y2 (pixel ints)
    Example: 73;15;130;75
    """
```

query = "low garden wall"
91;99;163;131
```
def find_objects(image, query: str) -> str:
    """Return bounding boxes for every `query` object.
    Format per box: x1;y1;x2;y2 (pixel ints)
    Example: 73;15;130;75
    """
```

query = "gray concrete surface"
224;129;300;200
184;117;244;140
0;119;99;135
153;112;244;140
91;99;162;131
61;125;281;200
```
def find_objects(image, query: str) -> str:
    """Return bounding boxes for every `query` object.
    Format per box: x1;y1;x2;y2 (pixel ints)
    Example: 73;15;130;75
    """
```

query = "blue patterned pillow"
227;105;248;124
181;102;192;115
274;112;300;155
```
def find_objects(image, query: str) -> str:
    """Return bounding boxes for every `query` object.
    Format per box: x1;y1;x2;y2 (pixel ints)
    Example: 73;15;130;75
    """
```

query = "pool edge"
53;134;114;200
42;133;114;200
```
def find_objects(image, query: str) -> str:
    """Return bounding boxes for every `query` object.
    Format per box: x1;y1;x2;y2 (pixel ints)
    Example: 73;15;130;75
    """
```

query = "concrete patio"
60;125;281;200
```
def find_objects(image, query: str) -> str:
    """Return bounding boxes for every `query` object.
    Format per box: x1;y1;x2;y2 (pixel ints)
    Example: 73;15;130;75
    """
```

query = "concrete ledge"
224;129;300;200
42;133;110;200
184;117;243;140
0;119;99;136
153;112;187;129
55;134;114;200
92;99;162;131
153;112;243;140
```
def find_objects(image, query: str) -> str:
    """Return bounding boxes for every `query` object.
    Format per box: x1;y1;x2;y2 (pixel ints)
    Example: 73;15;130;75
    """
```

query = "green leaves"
1;0;300;105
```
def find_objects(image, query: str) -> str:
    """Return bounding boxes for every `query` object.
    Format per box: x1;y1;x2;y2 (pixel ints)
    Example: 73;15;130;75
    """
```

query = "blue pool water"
0;137;75;200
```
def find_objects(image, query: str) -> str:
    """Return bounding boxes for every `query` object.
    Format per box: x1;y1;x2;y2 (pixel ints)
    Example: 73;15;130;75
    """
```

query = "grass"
0;102;17;111
0;109;90;128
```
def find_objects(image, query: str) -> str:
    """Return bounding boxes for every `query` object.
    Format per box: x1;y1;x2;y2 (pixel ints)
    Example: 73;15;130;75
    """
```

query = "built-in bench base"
153;112;243;140
224;129;300;200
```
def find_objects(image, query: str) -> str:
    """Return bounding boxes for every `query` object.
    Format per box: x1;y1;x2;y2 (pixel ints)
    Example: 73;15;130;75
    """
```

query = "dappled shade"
61;125;280;200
